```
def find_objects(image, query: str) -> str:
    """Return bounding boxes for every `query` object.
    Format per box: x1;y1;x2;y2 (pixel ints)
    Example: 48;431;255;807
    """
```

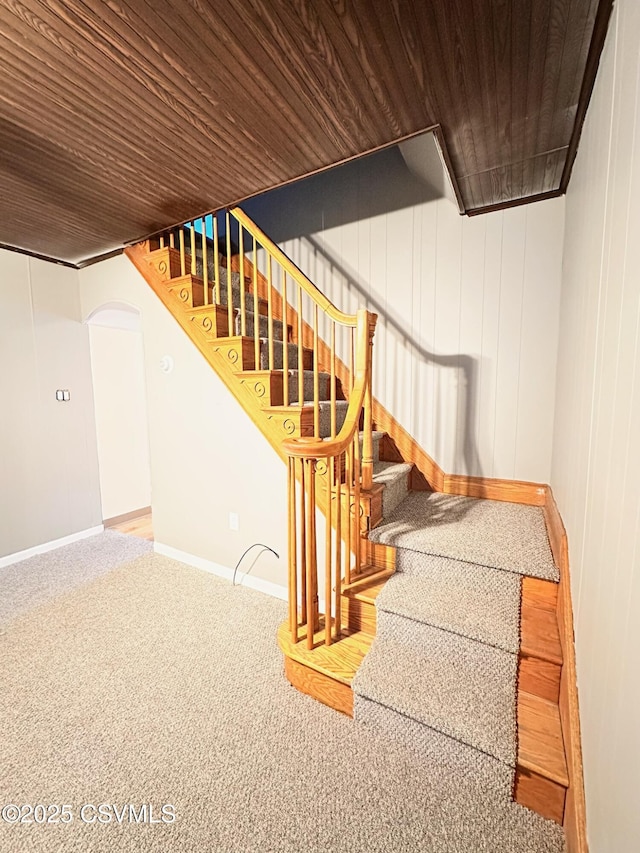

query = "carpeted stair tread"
258;339;311;370
286;370;331;404
376;560;521;653
373;461;412;518
288;399;350;437
372;460;413;483
368;491;559;581
352;617;518;766
354;695;515;800
234;308;284;341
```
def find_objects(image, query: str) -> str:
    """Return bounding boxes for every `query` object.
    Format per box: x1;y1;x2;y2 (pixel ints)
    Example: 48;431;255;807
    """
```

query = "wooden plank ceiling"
0;0;608;263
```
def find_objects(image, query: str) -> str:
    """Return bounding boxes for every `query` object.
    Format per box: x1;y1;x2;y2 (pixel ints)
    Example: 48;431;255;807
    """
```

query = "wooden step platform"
278;620;373;717
519;577;563;704
340;569;394;633
281;567;568;825
515;691;569;823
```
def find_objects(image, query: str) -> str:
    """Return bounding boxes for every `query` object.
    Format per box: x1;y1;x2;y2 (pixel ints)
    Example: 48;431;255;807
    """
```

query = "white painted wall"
243;143;565;483
551;1;640;849
0;251;102;558
88;322;151;519
79;256;285;588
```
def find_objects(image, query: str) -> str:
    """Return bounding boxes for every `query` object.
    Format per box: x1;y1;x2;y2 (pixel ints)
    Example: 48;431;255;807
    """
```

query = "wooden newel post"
361;312;378;491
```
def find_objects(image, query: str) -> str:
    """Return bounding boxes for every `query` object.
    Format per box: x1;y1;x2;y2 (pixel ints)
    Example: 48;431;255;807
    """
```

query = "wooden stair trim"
284;656;353;717
277;620;373;687
518;655;561;705
517;691;569;788
341;568;395;599
514;767;566;825
520;583;563;666
127;244;288;462
544;487;588;853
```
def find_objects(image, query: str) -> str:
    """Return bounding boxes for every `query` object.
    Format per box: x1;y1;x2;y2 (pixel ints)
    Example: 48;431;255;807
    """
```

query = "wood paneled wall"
244;145;565;483
551;1;640;850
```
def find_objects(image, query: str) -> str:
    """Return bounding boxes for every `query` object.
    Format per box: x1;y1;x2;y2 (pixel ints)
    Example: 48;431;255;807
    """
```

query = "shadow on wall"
306;235;482;480
242;142;482;479
243;145;443;240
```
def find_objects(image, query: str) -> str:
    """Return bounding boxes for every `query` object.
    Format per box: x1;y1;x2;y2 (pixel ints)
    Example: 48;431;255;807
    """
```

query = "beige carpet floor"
0;549;564;852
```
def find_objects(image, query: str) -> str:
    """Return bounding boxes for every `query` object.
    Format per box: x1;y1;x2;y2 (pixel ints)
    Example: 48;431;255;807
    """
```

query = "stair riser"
286;374;331;405
234;311;285;341
380;469;410;518
518;655;561;704
259;342;313;371
361;539;396;572
514;768;566;825
341;596;376;635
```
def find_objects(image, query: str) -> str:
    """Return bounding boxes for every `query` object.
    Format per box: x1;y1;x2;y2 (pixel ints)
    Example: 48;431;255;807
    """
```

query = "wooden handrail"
282;309;376;459
231;207;358;327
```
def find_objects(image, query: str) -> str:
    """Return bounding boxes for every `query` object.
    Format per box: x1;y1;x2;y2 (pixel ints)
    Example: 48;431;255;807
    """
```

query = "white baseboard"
153;542;288;602
0;525;105;570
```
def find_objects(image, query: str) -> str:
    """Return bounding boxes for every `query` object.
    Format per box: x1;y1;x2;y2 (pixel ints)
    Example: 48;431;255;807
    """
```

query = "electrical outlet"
229;512;239;531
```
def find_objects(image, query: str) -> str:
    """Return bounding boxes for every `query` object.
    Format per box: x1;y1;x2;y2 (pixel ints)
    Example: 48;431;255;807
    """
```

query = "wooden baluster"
362;332;374;490
335;455;343;635
299;458;307;628
226;211;233;336
332;456;341;639
345;442;352;586
190;222;196;277
305;459;317;650
313;305;319;438
330;321;337;439
159;234;165;249
282;268;289;406
169;230;175;249
253;237;260;369
267;255;274;370
239;223;246;336
179;227;186;276
353;432;362;577
297;285;304;408
350;326;355;395
324;455;332;645
288;457;298;642
201;218;209;306
213;214;221;305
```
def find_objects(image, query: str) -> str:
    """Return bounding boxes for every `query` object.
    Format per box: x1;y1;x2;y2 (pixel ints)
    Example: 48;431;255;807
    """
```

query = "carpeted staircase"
135;228;568;838
224;189;570;822
352;485;561;823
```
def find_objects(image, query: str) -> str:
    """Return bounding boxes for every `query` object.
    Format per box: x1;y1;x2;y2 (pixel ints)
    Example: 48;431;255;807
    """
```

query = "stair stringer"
125;242;379;548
